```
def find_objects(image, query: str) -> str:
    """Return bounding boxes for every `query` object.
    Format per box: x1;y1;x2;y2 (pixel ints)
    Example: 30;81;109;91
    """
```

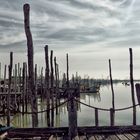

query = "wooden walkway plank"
131;133;140;140
124;133;135;139
88;136;96;140
94;134;104;140
79;136;88;140
74;136;80;140
130;132;138;137
102;134;119;140
116;134;129;140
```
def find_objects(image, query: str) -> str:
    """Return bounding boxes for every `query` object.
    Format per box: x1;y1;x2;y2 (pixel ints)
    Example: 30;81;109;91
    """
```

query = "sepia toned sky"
0;0;140;79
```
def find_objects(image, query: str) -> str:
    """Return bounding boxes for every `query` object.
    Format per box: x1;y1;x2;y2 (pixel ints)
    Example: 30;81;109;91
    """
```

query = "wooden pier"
7;126;140;139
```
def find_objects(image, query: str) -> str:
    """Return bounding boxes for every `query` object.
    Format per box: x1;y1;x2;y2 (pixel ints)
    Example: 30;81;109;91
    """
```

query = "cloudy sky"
0;0;140;79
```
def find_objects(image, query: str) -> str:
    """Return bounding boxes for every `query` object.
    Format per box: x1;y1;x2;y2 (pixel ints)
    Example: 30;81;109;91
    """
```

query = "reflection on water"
0;83;140;127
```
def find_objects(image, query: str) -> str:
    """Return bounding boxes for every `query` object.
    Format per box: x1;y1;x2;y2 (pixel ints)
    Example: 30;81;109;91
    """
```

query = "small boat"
80;84;100;93
87;86;100;93
122;82;130;86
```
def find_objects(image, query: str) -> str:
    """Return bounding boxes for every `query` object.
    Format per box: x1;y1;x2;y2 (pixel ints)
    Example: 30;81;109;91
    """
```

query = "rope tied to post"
20;97;140;114
74;98;140;111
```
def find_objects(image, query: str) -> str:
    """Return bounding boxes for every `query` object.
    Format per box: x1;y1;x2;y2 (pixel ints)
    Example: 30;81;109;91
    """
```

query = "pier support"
68;89;78;140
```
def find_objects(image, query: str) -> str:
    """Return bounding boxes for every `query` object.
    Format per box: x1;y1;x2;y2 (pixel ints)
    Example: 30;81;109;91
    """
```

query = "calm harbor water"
1;82;140;127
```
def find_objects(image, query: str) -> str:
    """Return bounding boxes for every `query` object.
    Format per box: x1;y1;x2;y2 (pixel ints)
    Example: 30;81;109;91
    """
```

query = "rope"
75;99;140;111
22;99;69;114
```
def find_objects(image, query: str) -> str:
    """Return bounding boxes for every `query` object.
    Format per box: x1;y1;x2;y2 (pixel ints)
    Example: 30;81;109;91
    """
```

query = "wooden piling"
3;65;7;93
7;52;13;126
68;89;78;140
109;59;115;126
50;50;54;127
0;62;1;93
110;108;114;126
129;48;136;125
22;62;26;114
35;64;38;106
66;53;69;87
56;63;60;106
40;67;43;100
18;63;20;92
44;45;50;127
95;108;99;126
25;63;28;112
23;3;38;127
35;64;38;104
14;64;17;110
135;84;140;105
54;57;58;115
19;68;22;92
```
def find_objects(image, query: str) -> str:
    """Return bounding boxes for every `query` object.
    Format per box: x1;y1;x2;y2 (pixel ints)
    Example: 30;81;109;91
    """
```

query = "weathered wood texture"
3;65;7;93
135;83;140;104
54;57;58;115
66;53;69;87
44;45;50;127
50;50;54;127
22;62;26;114
14;64;17;109
7;126;140;139
109;59;115;126
23;3;38;127
95;108;98;126
68;89;78;140
7;52;13;126
129;48;136;125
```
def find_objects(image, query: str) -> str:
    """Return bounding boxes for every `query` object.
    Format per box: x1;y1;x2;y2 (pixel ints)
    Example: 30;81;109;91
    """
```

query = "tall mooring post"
129;48;136;125
23;3;38;127
7;52;13;126
68;89;78;140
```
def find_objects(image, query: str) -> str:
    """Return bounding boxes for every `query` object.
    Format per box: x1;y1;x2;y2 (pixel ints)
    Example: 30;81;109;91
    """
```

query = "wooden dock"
7;126;140;139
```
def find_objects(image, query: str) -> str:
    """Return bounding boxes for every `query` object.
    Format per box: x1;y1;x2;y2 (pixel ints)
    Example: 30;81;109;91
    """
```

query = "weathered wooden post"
44;45;50;127
68;89;78;140
66;52;78;139
109;59;115;126
40;67;43;101
25;63;28;113
54;57;59;115
66;53;69;87
14;64;17;110
95;108;99;126
129;48;136;125
23;3;38;127
50;50;54;127
34;64;38;113
3;65;7;93
135;84;140;105
7;52;13;126
22;62;26;114
0;63;1;93
56;63;60;107
18;63;20;92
